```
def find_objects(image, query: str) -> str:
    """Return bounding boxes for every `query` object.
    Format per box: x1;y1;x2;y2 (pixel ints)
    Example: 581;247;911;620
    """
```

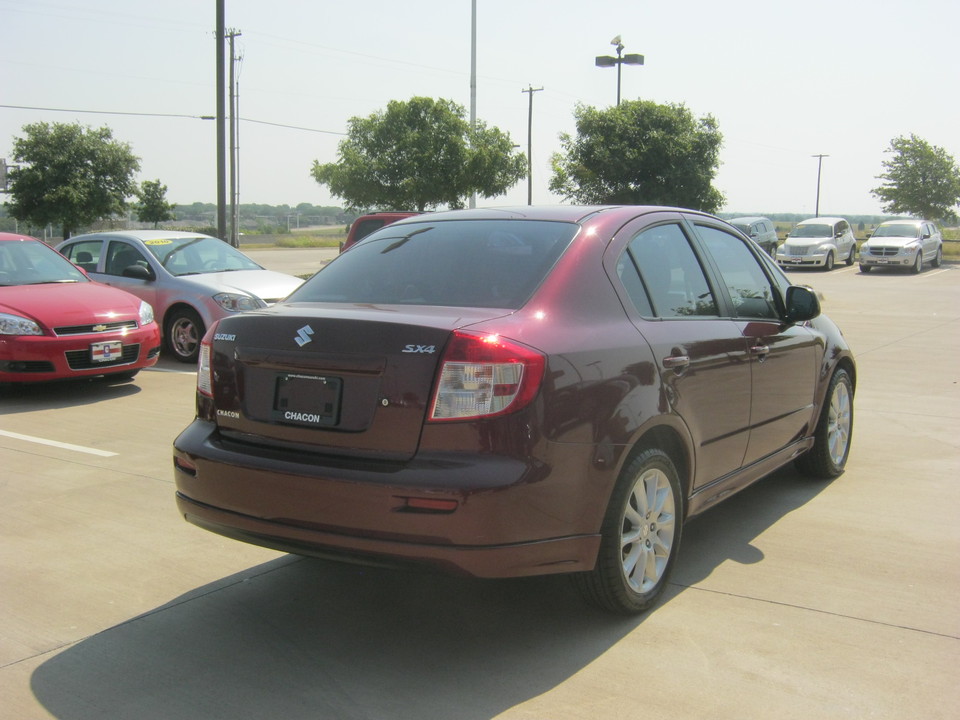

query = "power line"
0;103;347;135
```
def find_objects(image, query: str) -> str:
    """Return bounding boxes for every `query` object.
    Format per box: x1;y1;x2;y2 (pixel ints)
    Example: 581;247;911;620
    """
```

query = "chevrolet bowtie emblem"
93;324;108;332
295;325;315;347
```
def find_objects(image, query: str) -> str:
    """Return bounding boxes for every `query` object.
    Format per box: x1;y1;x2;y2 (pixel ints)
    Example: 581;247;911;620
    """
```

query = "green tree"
871;134;960;222
136;179;176;227
312;97;525;212
550;100;725;212
6;122;141;239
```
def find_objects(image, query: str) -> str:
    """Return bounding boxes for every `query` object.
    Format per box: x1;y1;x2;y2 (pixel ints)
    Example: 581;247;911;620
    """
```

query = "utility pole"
215;0;226;241
812;154;829;217
522;86;543;205
469;0;477;209
227;29;242;248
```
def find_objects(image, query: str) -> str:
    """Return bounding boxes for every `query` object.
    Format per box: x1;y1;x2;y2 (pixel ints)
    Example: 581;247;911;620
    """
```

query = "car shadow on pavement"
30;466;830;720
0;375;142;413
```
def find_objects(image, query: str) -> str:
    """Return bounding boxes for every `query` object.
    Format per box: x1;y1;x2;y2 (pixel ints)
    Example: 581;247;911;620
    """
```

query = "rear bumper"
173;419;605;578
176;492;600;578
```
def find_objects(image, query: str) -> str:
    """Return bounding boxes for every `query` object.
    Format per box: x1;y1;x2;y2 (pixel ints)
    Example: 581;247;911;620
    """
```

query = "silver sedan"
57;231;303;362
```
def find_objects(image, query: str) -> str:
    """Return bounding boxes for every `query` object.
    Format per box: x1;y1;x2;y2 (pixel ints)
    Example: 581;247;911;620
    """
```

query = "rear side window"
290;220;578;309
61;240;103;271
622;223;718;318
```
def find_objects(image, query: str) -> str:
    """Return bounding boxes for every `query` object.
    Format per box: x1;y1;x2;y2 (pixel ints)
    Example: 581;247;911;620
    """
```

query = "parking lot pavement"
1;259;958;719
244;246;338;278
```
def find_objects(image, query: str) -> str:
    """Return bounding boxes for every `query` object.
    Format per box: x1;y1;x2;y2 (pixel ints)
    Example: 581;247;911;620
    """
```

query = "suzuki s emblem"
295;325;315;347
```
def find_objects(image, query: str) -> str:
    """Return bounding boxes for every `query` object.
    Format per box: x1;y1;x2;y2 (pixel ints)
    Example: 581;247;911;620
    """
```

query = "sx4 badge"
403;344;436;354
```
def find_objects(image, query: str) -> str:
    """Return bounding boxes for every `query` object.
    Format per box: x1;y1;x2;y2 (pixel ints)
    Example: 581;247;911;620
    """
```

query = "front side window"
624;223;718;318
695;225;779;319
106;242;149;277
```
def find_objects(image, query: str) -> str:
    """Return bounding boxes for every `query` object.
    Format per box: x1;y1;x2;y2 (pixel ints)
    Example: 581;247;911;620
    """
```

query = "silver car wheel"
621;466;677;594
167;308;204;362
827;378;852;467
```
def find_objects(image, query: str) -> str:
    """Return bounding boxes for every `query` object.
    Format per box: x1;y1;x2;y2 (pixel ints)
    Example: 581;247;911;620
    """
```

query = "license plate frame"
272;372;342;427
90;340;123;363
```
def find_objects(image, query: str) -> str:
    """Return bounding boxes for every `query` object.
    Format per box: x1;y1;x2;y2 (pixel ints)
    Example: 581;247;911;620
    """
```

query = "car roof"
797;217;846;224
728;216;770;224
388;205;701;226
876;218;924;226
66;230;216;242
0;232;43;243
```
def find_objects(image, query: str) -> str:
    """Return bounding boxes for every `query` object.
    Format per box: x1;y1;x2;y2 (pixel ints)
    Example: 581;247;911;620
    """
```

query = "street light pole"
522;85;543;205
812;154;829;218
595;35;644;106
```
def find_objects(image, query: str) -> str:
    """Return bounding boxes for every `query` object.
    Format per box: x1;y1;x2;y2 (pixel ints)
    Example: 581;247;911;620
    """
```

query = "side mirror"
784;285;821;323
122;264;154;281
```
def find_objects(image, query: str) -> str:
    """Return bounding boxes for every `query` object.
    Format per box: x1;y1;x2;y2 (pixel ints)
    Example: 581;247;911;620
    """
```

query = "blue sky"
2;0;958;216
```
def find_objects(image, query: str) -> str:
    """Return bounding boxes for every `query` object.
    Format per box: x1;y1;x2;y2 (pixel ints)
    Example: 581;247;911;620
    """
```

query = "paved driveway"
1;255;957;719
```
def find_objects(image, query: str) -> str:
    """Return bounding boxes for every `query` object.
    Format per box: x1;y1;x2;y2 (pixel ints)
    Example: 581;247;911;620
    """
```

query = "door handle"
662;355;690;370
750;344;770;362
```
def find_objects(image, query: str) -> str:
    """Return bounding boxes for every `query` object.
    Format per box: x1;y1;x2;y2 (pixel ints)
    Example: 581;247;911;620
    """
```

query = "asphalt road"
1;252;958;719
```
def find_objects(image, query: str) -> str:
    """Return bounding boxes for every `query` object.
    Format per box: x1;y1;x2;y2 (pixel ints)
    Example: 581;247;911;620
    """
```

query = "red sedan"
0;232;161;384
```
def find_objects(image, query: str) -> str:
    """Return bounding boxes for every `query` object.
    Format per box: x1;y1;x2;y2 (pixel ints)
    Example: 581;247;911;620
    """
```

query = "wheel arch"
619;421;693;517
163;301;209;335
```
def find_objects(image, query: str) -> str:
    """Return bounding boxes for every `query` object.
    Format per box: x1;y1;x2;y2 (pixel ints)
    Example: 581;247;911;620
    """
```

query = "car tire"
932;247;942;268
796;367;853;479
846;245;855;266
823;251;835;272
859;265;871;273
573;448;683;614
166;308;204;363
912;251;922;274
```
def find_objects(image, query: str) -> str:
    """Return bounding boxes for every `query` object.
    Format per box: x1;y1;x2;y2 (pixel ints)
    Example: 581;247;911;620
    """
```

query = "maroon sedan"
173;206;855;614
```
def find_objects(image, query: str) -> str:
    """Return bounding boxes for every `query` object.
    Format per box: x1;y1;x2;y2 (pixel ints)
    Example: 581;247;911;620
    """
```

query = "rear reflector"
398;497;459;513
429;330;545;421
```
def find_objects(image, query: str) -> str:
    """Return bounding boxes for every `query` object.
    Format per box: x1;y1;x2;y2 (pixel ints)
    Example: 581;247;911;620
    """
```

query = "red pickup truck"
341;212;419;252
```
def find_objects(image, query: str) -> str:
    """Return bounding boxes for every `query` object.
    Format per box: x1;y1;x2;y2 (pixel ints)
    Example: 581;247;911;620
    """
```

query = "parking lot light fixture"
595;35;644;106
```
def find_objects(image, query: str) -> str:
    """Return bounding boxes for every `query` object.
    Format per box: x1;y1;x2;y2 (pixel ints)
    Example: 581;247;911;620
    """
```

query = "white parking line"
0;429;117;457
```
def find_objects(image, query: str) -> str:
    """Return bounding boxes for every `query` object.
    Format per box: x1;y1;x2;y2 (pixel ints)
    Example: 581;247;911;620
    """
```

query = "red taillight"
429;329;545;421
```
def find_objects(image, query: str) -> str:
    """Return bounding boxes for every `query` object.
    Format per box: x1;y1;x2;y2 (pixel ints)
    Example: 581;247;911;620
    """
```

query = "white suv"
777;217;857;271
859;219;943;273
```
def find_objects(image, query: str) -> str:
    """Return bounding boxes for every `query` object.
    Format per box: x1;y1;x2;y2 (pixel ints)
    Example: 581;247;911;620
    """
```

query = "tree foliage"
311;97;526;212
550;100;725;213
871;134;960;222
6;122;141;238
136;179;177;227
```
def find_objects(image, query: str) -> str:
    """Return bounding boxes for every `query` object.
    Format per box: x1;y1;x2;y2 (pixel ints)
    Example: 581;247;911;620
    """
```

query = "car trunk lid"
206;304;510;461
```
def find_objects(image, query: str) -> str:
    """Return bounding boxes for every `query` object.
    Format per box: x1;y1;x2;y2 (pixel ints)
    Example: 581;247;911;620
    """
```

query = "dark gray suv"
730;216;778;256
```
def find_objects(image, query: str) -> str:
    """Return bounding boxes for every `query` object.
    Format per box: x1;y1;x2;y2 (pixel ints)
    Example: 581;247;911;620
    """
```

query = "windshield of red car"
0;240;88;286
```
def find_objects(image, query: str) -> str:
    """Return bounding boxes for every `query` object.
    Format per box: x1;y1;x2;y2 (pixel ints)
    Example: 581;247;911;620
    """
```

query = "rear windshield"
288;219;578;308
